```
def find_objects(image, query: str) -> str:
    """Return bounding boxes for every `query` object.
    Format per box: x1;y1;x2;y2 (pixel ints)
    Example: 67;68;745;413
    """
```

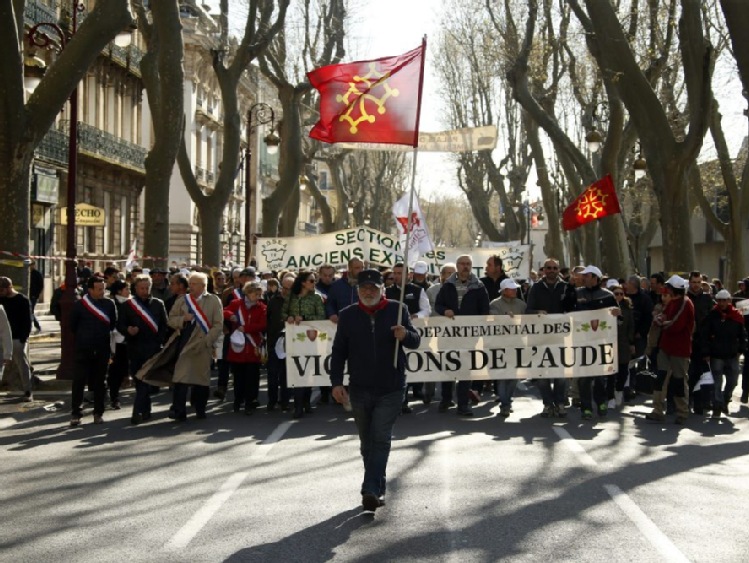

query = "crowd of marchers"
1;254;747;428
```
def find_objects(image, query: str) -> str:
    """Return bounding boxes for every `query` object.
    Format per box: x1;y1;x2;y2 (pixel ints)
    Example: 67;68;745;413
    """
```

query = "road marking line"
164;421;293;551
604;484;691;563
0;417;18;430
553;426;691;563
552;426;599;470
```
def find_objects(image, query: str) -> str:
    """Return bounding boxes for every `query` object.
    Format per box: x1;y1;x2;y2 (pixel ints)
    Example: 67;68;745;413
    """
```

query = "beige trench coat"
168;293;224;386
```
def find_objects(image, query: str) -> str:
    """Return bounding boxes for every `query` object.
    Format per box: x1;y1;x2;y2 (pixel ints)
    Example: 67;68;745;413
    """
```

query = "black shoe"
244;408;254;416
438;401;451;413
304;403;313;414
111;401;121;410
280;402;291;412
293;409;304;419
741;392;748;404
131;414;143;425
456;407;473;417
142;413;152;422
401;404;413;414
213;386;226;401
319;394;330;405
267;402;277;412
362;493;380;512
233;403;241;413
196;412;207;420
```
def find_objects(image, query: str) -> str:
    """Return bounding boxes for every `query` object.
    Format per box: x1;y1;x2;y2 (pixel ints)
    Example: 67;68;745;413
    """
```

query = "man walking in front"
330;269;420;513
70;277;116;426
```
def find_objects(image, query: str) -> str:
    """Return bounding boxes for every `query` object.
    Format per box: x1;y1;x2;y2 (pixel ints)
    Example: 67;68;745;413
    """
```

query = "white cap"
230;330;246;353
606;279;619;289
665;275;688;289
581;265;603;278
500;278;521;291
413;261;428;275
715;289;732;300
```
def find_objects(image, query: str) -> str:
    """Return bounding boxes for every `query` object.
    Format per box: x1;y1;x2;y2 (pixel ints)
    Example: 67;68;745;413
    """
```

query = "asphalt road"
2;381;748;563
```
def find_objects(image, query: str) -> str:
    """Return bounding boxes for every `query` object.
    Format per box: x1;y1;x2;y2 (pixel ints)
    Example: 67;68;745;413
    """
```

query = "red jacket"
658;296;695;358
223;299;267;363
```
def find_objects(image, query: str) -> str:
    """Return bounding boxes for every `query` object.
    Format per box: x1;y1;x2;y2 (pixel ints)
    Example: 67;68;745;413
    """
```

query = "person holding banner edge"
330;269;421;513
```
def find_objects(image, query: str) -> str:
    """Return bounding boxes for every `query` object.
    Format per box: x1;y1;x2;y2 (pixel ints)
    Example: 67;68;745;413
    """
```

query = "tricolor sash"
185;294;211;334
128;298;159;334
82;295;112;326
234;288;242;301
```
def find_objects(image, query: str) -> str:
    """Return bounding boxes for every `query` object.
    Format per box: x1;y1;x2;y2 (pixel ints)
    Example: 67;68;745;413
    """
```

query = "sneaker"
541;405;554;418
70;416;81;427
499;405;511;418
581;409;593;420
362;493;380;512
456;407;474;417
645;411;666;422
23;391;33;402
555;404;567;418
598;404;608;417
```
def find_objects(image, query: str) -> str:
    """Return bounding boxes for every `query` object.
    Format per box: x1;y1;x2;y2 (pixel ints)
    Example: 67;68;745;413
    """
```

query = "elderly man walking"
330;269;421;513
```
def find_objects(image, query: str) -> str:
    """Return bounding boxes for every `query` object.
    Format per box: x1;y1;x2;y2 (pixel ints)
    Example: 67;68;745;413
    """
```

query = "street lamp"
27;3;132;380
347;202;355;227
586;102;608;153
245;102;280;265
633;140;647;181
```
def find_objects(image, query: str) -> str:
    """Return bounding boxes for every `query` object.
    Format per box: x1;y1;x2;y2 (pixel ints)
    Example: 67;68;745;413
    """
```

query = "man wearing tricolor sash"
167;272;224;421
121;275;168;425
70;277;117;427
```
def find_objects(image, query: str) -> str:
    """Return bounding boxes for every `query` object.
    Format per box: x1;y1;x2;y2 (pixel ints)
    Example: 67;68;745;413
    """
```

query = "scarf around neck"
358;294;389;315
715;303;745;325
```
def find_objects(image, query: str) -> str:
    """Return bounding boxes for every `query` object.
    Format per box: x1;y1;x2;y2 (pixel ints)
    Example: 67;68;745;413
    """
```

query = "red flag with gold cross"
562;174;621;231
307;42;426;147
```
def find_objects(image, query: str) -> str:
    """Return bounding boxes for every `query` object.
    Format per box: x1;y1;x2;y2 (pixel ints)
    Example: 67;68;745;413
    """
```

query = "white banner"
736;298;749;315
333;125;498;153
256;227;531;280
285;311;618;387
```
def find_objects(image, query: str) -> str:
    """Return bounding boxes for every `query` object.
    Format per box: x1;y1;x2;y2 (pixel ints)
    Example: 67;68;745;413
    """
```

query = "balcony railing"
35;127;68;167
54;121;146;172
24;0;58;27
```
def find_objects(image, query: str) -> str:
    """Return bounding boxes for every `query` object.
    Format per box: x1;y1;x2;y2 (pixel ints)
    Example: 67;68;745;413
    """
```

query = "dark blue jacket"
574;285;616;311
71;297;117;350
699;307;747;358
117;296;168;363
526;278;576;314
330;300;420;394
325;276;359;318
435;274;490;316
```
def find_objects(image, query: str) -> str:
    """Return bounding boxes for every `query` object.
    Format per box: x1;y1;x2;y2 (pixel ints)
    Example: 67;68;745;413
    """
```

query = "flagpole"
394;36;428;368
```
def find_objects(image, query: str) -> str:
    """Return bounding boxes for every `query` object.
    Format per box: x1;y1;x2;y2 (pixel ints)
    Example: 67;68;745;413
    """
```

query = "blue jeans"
350;387;404;497
710;357;739;408
497;380;517;407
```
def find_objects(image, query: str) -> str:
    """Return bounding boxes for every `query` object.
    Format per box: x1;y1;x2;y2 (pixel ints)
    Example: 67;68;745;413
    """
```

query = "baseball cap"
239;267;256;277
581;265;603;278
357;269;383;287
715;289;732;300
413;261;428;275
500;278;521;291
665;275;688;289
606;279;619;289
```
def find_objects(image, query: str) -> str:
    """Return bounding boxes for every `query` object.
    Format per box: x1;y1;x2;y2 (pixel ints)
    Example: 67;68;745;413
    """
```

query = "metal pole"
57;4;80;380
244;112;251;266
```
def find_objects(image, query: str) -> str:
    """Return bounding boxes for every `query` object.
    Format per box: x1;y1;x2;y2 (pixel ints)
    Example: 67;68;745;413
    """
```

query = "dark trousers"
107;343;128;403
688;356;710;411
267;347;289;406
130;353;154;416
172;383;209;417
30;296;41;330
231;362;260;409
537;378;567;406
72;347;110;417
578;376;607;411
294;387;312;412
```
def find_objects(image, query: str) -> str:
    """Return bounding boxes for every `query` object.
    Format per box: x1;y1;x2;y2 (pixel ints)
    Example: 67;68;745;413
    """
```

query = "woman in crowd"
224;281;268;415
609;285;635;408
283;270;326;418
